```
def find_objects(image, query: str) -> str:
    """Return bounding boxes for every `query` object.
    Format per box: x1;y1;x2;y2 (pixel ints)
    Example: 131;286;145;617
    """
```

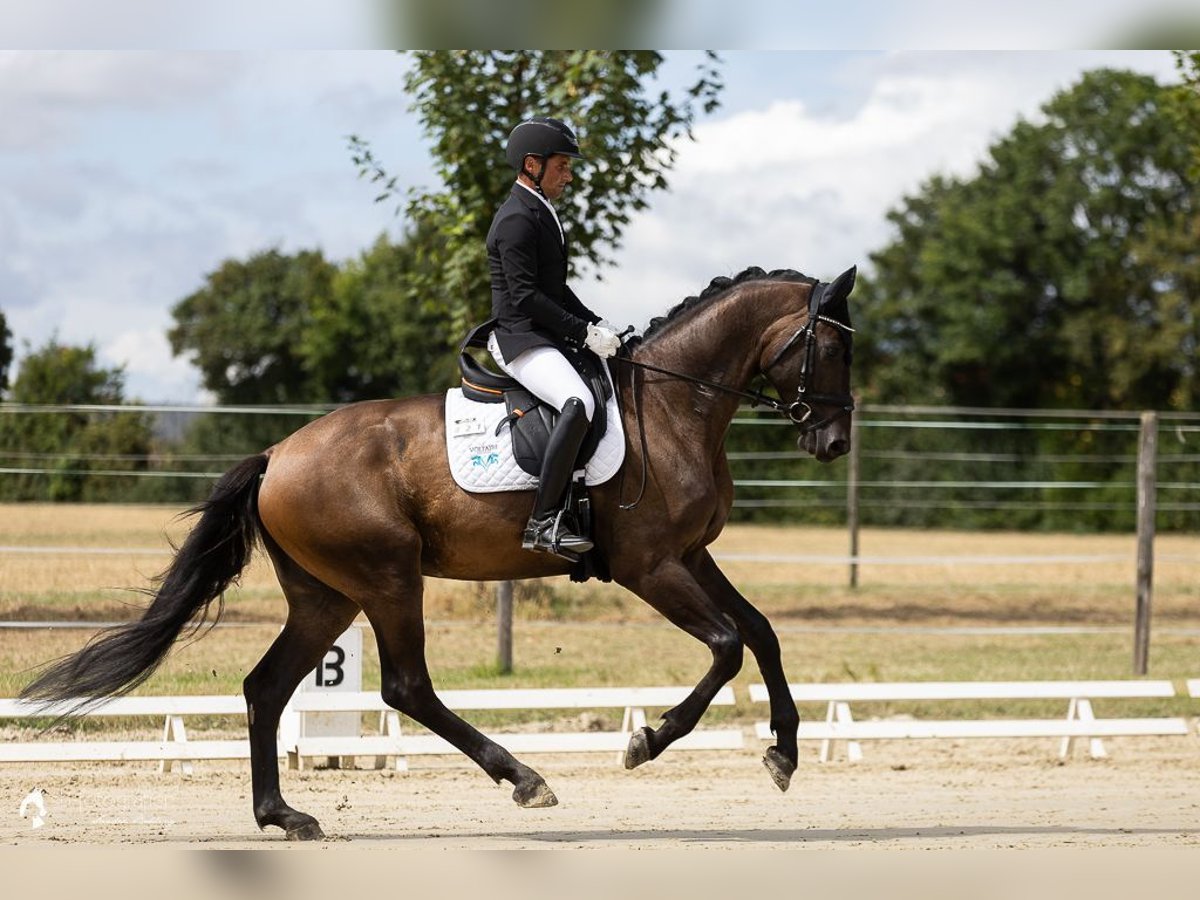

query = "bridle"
759;280;856;433
610;280;854;510
612;281;856;435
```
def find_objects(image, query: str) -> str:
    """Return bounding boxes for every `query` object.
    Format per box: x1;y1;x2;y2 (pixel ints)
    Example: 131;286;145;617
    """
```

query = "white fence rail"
0;686;742;772
750;680;1189;762
2;680;1196;771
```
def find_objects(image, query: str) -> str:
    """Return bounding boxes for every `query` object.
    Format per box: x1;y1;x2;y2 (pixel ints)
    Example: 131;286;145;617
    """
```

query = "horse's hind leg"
692;549;798;791
359;566;557;809
617;556;744;769
243;541;359;840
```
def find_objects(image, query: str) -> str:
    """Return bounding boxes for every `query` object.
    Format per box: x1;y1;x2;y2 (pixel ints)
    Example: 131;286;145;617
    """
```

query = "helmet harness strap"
523;155;549;198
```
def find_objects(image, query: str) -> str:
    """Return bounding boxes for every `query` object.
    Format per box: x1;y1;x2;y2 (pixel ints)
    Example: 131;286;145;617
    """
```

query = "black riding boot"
523;397;593;556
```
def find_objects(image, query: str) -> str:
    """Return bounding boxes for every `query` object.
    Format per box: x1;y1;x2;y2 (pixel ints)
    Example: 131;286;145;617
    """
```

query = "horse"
21;264;856;840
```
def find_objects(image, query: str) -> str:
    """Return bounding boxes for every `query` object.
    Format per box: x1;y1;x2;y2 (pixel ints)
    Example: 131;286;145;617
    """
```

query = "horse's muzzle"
797;429;851;463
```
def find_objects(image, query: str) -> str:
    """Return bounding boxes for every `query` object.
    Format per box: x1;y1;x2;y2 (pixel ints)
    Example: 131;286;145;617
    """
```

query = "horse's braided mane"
633;266;816;346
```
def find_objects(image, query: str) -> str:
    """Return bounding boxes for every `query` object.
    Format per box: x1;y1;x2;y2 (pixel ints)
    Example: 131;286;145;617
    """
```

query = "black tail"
20;453;270;713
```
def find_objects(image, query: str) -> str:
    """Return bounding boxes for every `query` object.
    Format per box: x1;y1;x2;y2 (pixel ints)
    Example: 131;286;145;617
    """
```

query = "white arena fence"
0;680;1196;772
749;680;1192;762
0;686;741;773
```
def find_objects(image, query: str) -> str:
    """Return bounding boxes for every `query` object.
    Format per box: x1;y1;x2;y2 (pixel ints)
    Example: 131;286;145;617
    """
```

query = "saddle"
458;320;612;477
456;320;616;582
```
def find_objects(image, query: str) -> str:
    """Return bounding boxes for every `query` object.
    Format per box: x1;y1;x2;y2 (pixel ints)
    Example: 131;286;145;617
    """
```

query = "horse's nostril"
828;439;849;458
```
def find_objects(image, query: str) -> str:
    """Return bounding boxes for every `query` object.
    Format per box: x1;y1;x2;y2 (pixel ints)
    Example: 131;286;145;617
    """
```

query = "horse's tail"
20;453;270;714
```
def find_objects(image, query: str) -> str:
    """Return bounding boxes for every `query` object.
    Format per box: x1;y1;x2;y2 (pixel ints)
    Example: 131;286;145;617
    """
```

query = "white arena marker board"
286;625;365;770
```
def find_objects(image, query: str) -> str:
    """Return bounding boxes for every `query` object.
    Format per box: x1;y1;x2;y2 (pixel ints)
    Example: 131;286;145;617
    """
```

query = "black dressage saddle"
458;319;612;478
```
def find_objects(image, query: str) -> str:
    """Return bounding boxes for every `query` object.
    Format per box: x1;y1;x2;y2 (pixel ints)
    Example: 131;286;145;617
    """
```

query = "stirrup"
522;510;593;558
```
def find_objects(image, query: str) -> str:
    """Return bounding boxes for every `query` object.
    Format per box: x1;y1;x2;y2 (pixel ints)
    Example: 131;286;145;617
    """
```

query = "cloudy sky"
0;48;1181;402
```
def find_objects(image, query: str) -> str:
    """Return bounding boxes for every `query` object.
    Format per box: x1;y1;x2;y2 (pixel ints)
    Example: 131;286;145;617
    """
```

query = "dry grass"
2;501;1200;739
2;504;1198;723
2;504;1196;627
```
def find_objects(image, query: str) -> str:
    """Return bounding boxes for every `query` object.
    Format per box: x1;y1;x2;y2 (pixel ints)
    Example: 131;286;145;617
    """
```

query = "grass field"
1;504;1197;728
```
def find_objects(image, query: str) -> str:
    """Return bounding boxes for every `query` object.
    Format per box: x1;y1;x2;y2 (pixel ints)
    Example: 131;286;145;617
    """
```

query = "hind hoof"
764;746;796;792
513;780;558;808
624;726;653;770
286;820;326;841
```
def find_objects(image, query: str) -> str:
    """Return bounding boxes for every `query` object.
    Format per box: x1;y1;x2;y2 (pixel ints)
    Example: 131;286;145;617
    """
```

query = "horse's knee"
380;672;435;715
710;629;744;676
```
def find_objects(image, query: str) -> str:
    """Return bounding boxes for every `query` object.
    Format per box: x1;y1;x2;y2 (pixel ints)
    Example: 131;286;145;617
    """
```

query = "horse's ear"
827;266;857;303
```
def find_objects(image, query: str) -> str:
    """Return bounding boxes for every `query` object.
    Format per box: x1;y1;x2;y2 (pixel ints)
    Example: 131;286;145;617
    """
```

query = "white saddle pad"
445;375;626;494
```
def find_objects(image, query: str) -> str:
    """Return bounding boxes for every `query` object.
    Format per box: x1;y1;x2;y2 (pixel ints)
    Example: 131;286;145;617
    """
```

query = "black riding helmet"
505;117;584;190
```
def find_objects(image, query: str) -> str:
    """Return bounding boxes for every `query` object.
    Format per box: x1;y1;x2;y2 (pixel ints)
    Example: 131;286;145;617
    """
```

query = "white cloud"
0;50;1183;403
101;328;201;403
0;2;381;50
587;51;1179;330
0;52;244;150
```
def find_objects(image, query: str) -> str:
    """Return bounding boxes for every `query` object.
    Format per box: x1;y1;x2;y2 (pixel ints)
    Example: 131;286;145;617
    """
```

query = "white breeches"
488;334;595;422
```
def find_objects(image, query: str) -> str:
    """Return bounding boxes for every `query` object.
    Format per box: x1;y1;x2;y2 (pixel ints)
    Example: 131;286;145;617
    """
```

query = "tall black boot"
523;397;593;556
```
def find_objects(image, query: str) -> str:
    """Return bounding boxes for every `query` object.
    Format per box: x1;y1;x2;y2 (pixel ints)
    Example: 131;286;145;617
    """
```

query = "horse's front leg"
691;549;798;791
617;556;744;768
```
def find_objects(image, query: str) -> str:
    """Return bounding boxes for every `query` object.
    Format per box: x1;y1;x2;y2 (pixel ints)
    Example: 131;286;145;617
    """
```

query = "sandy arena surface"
2;735;1198;850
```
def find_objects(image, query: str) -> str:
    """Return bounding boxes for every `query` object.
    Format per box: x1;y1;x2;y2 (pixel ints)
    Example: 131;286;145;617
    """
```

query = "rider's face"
534;154;573;201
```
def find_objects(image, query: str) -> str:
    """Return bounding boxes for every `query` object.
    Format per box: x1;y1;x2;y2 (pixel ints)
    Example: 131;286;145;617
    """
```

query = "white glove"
584;323;621;359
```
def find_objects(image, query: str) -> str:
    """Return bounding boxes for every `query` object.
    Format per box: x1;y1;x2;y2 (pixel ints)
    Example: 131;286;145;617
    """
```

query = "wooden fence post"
1133;411;1157;675
497;580;514;674
847;405;861;589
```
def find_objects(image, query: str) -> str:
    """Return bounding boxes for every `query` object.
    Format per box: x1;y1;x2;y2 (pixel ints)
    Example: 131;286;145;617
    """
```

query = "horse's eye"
821;343;841;360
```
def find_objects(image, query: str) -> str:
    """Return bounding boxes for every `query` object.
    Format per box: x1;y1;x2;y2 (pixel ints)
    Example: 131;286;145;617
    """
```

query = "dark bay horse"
22;265;856;840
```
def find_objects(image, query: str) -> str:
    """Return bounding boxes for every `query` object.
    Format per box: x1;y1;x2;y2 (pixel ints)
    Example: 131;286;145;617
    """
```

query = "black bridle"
612;281;856;435
759;280;857;432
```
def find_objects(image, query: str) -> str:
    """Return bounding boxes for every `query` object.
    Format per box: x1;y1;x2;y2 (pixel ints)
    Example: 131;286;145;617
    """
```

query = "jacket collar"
509;184;564;246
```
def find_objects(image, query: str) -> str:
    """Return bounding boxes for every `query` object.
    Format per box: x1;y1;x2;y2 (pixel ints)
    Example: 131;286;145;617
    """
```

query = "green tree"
350;50;722;338
0;339;153;501
0;308;11;395
1172;51;1200;175
168;249;337;405
301;232;458;402
857;68;1196;412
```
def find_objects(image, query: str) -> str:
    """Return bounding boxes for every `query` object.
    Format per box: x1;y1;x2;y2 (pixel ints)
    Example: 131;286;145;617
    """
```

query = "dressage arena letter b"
316;645;346;687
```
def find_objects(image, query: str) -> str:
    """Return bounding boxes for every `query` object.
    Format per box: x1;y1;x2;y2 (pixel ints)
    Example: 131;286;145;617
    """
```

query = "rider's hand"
584;324;621;359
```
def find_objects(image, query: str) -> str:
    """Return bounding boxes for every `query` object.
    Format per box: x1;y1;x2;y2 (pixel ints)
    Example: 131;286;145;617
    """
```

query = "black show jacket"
486;184;600;362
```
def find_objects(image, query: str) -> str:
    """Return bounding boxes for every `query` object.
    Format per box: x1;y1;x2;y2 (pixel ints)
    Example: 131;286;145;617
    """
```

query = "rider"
485;116;622;556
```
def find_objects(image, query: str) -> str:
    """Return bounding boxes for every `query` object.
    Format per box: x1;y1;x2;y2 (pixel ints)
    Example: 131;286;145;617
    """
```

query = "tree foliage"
857;68;1197;413
1173;50;1200;176
0;308;11;395
168;238;457;410
0;339;153;501
168;249;338;405
350;50;723;338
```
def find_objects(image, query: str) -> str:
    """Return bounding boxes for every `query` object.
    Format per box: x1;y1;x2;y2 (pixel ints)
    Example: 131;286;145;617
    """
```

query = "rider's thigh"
493;343;594;421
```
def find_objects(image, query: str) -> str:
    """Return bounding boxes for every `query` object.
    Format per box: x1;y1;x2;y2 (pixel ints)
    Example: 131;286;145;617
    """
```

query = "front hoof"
623;726;653;770
763;746;796;792
513;780;558;809
286;820;326;841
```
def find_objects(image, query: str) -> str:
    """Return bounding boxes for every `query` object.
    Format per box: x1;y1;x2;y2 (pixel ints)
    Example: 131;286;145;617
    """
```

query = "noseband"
760;280;856;434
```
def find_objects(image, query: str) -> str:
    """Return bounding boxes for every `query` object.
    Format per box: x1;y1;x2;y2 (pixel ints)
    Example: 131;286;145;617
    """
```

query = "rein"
611;356;790;414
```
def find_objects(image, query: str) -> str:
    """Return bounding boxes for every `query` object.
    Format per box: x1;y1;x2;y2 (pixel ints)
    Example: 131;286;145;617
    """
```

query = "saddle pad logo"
469;442;501;469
